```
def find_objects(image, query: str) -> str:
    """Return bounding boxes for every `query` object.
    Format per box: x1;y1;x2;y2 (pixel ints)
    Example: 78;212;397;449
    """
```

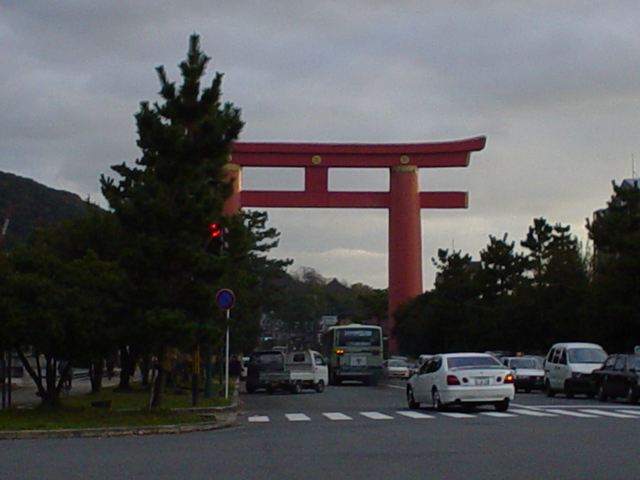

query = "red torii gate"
223;136;486;352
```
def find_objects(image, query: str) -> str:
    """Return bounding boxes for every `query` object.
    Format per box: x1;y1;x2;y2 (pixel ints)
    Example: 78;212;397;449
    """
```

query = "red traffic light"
209;223;223;238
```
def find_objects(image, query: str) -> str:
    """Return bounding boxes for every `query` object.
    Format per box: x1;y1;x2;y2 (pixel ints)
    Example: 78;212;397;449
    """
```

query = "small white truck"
259;349;329;394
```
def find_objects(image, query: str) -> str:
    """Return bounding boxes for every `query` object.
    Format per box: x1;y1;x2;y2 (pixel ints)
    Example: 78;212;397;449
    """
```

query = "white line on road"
545;409;598;418
439;412;475;419
285;413;311;421
396;410;435;419
580;409;637;419
616;409;640;416
322;412;352;421
247;415;270;422
510;408;558;417
480;411;518;418
360;411;394;420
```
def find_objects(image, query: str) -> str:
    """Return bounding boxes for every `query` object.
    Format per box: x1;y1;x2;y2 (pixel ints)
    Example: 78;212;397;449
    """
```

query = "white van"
544;342;607;398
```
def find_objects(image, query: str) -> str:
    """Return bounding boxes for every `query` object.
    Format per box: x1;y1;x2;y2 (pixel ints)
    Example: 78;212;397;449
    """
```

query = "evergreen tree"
587;181;640;351
100;34;244;406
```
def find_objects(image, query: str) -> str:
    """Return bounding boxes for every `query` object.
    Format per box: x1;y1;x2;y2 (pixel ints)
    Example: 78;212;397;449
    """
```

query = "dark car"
245;350;286;393
591;354;640;404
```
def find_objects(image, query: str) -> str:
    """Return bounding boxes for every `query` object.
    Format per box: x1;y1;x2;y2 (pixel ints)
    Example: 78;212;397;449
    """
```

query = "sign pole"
225;310;231;399
216;289;235;400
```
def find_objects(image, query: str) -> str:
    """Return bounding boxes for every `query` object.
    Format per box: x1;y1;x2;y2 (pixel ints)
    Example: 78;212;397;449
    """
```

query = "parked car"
544;342;607;398
503;356;544;393
406;353;515;412
259;349;328;394
245;350;286;393
591;354;640;404
383;359;410;379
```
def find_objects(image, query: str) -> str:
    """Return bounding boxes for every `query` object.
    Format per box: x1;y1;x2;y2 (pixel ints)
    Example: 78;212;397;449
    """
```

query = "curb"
0;381;241;441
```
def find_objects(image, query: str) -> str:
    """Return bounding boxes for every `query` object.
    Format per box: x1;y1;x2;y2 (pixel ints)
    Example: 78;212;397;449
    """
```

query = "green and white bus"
321;324;384;386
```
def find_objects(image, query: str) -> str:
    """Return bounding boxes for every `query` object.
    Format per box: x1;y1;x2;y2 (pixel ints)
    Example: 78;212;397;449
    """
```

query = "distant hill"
0;171;89;250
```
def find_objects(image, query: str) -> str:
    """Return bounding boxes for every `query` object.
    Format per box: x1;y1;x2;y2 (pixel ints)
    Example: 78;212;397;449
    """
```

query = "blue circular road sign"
216;289;235;310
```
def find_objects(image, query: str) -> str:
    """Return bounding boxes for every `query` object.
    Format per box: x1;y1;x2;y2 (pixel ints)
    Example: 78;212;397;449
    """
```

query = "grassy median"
0;383;233;431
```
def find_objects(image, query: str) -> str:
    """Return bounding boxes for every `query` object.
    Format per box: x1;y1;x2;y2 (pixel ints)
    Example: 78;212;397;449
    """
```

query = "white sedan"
406;353;515;412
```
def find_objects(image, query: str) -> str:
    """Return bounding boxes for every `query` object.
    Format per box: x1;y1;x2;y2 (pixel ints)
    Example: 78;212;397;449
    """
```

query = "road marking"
396;410;435;419
580;409;637;419
285;413;311;421
439;412;475;418
323;412;352;421
510;408;558;417
360;411;394;420
545;409;598;418
616;409;640;416
248;415;270;422
480;411;518;418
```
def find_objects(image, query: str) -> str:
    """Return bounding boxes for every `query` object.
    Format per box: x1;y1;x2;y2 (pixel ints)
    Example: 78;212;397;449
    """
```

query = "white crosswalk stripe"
545;409;599;418
285;413;311;421
360;411;394;420
510;408;558;417
615;409;640;416
580;409;637;419
396;410;435;419
439;412;475;418
323;412;352;421
248;415;270;422
480;411;518;418
246;407;640;424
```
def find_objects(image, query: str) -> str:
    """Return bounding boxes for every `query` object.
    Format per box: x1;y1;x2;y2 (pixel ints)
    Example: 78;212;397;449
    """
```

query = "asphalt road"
2;379;639;480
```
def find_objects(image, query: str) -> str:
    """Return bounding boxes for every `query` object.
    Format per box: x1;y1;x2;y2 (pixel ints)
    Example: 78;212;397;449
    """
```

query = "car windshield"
389;360;406;367
509;358;538;369
251;353;283;365
567;348;606;364
447;356;502;369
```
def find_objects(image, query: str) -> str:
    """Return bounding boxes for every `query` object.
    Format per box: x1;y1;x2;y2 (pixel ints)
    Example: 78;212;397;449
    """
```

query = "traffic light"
206;222;225;255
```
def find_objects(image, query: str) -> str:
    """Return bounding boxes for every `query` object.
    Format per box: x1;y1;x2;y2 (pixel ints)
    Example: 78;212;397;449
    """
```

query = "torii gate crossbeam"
224;136;486;352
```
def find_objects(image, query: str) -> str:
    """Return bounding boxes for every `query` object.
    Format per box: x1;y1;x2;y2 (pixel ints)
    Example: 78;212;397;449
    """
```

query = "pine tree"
100;34;244;406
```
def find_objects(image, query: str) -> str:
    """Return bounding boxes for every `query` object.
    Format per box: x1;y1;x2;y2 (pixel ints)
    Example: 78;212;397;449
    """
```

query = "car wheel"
597;384;608;402
246;382;256;394
407;386;419;409
494;398;510;412
626;387;638;405
545;380;555;397
291;381;302;394
315;380;325;393
564;382;574;399
432;388;445;411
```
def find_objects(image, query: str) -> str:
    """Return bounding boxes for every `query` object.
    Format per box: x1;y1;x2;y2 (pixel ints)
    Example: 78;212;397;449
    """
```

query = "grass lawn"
0;383;233;431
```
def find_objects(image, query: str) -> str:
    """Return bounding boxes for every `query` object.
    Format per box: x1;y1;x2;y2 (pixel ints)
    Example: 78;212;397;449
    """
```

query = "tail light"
335;349;344;355
446;375;461;385
504;373;514;384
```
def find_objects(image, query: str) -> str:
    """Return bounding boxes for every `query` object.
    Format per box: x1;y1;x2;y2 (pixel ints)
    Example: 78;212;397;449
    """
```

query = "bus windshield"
336;328;381;347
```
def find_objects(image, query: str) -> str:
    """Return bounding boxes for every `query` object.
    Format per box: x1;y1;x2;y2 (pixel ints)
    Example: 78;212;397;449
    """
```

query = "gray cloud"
2;1;638;288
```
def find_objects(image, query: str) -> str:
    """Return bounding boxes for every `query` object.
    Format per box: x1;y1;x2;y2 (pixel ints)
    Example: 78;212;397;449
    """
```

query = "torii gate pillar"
224;137;486;353
389;165;423;323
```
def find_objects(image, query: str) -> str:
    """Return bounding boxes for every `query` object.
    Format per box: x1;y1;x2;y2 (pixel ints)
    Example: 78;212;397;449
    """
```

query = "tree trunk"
150;345;169;407
117;346;134;391
89;360;104;393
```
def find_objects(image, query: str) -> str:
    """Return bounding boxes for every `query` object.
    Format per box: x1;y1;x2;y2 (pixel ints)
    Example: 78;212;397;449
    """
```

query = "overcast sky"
2;1;639;289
